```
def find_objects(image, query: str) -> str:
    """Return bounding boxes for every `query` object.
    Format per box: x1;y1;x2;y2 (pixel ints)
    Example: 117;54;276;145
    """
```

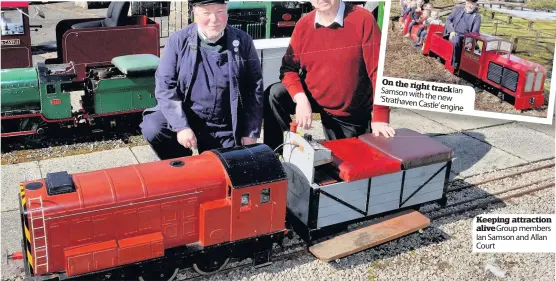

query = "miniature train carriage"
283;128;453;244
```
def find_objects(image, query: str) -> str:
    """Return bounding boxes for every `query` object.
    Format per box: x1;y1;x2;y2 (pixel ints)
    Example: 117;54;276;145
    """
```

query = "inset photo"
382;0;555;119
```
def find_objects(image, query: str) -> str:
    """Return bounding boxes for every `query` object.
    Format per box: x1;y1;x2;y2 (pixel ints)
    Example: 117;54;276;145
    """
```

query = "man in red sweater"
263;0;395;152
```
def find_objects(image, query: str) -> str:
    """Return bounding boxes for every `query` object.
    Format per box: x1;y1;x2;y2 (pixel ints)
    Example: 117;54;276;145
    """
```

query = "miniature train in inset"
400;14;547;111
10;127;454;280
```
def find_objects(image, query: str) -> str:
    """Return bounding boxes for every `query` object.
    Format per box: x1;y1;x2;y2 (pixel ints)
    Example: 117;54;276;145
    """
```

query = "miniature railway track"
170;160;554;281
448;162;555;193
177;244;309;281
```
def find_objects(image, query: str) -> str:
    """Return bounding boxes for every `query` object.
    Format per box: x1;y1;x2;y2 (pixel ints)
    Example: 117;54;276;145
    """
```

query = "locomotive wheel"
19;118;47;146
497;92;505;103
191;256;230;276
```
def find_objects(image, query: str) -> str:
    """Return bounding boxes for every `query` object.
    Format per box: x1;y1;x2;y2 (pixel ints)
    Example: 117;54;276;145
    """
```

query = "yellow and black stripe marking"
19;184;34;275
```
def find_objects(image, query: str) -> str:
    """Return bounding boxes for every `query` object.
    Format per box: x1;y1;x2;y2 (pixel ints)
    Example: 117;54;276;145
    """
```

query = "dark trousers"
140;110;235;160
263;82;371;153
450;35;464;69
415;27;426;45
407;21;418;34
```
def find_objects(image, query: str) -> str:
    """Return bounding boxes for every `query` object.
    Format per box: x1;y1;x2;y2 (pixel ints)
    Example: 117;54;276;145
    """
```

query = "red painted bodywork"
1;1;32;68
459;33;546;109
19;150;288;277
0;2;29;8
321;138;401;182
403;18;547;110
53;16;160;81
424;24;456;73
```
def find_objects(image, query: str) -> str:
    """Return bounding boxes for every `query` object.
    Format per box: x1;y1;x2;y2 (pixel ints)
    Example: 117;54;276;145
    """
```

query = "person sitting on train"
400;0;417;29
262;0;396;154
443;0;481;69
414;9;442;47
405;3;432;38
400;0;408;17
402;0;425;33
140;0;263;160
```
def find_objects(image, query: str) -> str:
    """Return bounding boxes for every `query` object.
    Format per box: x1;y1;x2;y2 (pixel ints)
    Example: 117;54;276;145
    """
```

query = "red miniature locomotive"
16;144;289;280
401;16;547;111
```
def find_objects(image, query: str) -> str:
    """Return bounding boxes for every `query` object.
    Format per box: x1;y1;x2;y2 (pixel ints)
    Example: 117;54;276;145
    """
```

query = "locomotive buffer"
282;125;452;262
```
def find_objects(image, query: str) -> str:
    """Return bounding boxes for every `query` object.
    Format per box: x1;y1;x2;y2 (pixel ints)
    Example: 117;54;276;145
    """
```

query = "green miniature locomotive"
0;54;159;140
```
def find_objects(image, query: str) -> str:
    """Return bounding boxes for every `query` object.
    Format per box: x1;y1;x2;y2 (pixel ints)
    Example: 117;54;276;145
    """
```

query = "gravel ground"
382;12;550;118
440;164;554;204
180;187;555;281
0;134;147;165
455;158;555;183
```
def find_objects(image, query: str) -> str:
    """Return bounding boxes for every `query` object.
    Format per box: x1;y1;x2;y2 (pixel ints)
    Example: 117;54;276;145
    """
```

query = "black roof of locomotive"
210;143;287;189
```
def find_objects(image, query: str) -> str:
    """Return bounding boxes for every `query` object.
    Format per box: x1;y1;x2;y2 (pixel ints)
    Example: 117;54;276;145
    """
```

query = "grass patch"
526;0;556;11
473;8;555;71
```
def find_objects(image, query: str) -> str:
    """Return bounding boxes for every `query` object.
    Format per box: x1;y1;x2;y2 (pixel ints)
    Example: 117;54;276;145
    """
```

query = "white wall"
254;38;290;90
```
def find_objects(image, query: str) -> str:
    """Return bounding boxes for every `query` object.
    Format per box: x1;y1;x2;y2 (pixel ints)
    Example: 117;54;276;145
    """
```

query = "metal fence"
129;1;378;45
130;1;190;41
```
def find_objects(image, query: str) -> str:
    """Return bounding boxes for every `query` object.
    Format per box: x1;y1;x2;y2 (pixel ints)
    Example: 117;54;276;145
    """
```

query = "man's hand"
371;122;396;138
293;93;313;130
241;137;257;146
177;128;197;149
465;42;472;50
449;31;457;40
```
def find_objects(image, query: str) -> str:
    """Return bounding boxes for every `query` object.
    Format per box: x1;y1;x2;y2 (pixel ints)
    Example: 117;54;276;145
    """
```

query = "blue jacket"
147;23;264;145
444;6;482;41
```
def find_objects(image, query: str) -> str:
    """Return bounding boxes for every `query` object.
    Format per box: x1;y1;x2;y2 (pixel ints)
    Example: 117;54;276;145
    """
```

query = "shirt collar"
314;0;345;28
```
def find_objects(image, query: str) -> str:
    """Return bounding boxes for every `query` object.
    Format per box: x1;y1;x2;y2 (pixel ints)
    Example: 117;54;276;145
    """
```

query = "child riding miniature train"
400;0;481;70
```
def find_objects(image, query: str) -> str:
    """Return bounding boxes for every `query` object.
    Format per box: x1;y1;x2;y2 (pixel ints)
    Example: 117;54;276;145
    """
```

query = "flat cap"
191;0;228;6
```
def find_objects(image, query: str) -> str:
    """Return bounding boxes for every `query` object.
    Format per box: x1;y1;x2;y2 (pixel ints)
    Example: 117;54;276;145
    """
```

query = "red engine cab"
1;1;32;68
458;33;547;110
17;144;288;280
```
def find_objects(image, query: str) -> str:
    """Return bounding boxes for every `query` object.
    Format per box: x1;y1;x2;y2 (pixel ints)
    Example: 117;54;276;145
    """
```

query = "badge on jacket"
233;39;239;52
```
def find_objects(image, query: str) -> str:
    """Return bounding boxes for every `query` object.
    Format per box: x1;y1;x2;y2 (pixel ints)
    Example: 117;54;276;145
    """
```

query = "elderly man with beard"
263;0;395;153
444;0;482;69
140;0;263;160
